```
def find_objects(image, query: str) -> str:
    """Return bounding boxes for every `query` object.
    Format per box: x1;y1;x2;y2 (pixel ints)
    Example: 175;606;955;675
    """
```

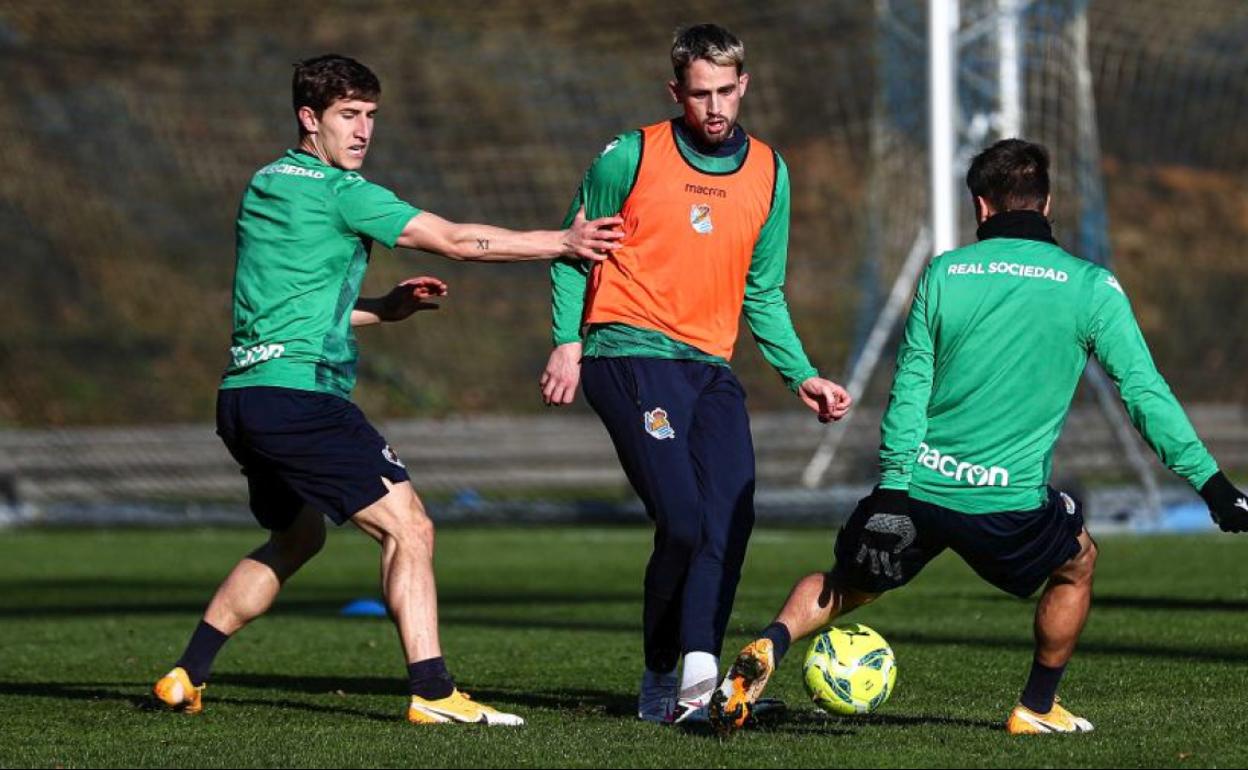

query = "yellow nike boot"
407;689;524;726
152;667;205;715
1006;697;1094;734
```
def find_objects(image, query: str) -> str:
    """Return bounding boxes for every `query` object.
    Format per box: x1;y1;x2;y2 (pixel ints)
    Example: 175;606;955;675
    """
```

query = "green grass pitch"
2;526;1246;768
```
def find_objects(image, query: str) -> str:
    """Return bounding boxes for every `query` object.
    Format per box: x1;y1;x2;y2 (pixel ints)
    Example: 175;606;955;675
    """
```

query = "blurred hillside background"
0;1;1244;525
2;0;1244;427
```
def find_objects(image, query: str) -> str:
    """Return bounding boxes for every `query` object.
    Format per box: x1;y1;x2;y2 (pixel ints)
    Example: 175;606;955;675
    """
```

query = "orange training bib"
584;120;777;360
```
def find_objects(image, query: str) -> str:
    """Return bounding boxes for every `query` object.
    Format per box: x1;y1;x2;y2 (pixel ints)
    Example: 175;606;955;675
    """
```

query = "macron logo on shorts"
1060;492;1077;516
382;445;406;469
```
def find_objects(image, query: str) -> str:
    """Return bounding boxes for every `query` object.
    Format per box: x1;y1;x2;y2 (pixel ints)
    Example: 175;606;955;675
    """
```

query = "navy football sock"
1019;658;1066;714
408;657;456;700
175;620;230;687
761;622;792;666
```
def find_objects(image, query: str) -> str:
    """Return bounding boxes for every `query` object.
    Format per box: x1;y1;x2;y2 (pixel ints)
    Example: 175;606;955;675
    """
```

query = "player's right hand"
797;377;852;423
562;207;624;262
540;342;583;406
1200;471;1248;533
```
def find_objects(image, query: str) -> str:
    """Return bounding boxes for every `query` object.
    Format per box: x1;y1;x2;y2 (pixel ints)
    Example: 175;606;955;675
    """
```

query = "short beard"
692;119;735;149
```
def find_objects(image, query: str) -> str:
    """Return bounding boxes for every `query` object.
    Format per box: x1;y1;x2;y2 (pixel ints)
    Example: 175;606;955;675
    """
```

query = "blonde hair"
671;24;745;83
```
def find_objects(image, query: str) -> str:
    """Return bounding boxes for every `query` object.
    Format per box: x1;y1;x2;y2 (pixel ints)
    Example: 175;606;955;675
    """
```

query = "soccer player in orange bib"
540;24;852;723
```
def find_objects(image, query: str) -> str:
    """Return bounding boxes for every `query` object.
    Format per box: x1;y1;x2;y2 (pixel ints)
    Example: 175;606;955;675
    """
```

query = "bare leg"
351;479;441;664
1007;528;1098;730
1034;528;1098;667
711;572;882;733
775;571;880;643
202;506;326;634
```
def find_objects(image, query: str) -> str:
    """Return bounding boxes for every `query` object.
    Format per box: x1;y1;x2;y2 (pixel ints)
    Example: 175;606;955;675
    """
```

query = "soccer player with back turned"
151;54;623;726
710;139;1248;736
540;24;852;723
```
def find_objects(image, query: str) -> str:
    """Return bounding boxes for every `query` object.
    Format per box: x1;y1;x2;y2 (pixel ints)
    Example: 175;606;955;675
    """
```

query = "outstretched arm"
352;276;447;327
395;208;622;262
1085;270;1245;531
1086;271;1218;487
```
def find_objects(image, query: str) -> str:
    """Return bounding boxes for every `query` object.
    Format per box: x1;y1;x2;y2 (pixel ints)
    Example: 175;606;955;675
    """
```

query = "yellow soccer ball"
802;623;897;716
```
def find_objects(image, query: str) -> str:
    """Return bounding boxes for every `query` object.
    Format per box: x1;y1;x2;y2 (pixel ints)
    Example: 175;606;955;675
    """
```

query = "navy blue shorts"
831;488;1086;598
216;387;409;530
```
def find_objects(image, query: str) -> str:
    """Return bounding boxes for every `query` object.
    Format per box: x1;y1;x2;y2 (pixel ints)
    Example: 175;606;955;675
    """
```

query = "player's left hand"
797;377;852;423
562;206;625;262
853;487;914;582
379;276;447;322
1200;471;1248;533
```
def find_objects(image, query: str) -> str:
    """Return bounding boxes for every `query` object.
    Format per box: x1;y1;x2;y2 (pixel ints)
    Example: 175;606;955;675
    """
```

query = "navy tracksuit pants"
582;356;756;673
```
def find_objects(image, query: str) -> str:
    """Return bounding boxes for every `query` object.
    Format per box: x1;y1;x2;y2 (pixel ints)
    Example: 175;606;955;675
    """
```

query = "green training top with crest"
219;150;421;400
880;225;1218;514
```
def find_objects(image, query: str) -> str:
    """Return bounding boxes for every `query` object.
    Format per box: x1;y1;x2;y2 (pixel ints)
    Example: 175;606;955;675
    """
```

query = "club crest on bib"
644;408;676;440
690;203;713;235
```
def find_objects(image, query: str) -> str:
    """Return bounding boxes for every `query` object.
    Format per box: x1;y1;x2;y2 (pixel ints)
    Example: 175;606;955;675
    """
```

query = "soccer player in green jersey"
151;54;623;726
710;139;1248;736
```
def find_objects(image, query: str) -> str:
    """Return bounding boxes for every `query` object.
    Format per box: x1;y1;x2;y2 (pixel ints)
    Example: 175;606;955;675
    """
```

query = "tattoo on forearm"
476;239;490;251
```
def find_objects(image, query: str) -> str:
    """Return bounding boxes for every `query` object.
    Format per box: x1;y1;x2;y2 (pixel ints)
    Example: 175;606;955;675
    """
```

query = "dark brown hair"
966;139;1051;212
292;54;380;125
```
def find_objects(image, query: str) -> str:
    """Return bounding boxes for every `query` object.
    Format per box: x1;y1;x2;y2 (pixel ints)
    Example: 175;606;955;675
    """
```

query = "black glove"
864;488;910;519
852;488;915;582
1199;471;1248;534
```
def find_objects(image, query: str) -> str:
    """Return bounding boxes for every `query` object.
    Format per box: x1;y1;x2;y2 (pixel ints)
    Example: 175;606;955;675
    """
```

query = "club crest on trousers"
644;408;676;440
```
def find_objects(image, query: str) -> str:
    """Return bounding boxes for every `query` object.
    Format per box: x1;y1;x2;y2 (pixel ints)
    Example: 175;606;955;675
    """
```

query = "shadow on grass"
0;580;637;620
217;674;636;717
6;581;1247;669
659;705;994;741
752;708;998;736
5;612;1246;668
0;680;394;721
980;592;1248;613
453;685;636;717
0;675;636;721
0;598;350;619
881;629;1248;666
